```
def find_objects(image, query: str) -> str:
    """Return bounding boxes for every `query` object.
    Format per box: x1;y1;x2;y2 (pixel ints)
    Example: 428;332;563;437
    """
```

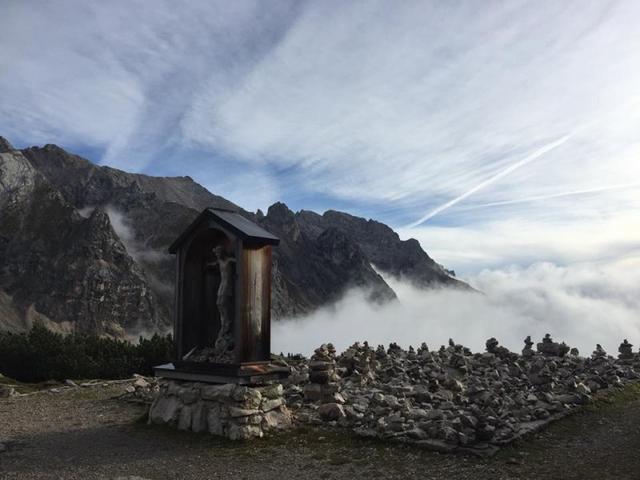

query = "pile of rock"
536;334;570;357
282;336;640;454
120;375;160;403
149;380;292;440
303;344;343;405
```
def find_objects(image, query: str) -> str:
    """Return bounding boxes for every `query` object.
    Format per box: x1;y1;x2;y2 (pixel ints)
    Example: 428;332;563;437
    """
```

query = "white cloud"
273;255;640;357
182;1;640;211
0;1;299;170
3;3;638;200
105;207;166;264
1;0;639;272
398;211;640;275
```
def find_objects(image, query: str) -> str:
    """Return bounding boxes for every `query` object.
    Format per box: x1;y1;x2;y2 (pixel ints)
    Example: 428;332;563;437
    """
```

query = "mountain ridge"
0;136;469;337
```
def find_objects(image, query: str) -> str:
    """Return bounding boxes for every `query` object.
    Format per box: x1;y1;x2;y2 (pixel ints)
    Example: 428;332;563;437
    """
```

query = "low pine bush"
0;323;173;382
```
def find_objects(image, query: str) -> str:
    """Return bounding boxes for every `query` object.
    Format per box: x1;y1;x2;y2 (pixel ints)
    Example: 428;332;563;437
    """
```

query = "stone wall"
148;380;292;440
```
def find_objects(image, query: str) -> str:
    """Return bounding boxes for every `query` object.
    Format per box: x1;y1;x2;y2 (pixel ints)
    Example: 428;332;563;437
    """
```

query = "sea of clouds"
273;256;640;357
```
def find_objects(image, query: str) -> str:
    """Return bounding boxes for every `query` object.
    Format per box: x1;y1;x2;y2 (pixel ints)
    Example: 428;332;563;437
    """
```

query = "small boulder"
318;402;346;421
133;377;150;389
0;386;16;398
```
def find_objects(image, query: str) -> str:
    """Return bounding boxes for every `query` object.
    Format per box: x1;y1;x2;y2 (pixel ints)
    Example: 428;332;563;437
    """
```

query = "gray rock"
177;405;193;431
425;409;444;420
149;396;181;425
133;378;150;389
303;383;322;402
232;386;262;407
260;384;284;399
262;408;293;431
190;403;208;433
309;370;331;384
0;386;16;398
201;384;235;401
207;406;225;436
406;428;428;440
261;397;284;412
318;402;346;421
180;387;199;405
228;407;260;418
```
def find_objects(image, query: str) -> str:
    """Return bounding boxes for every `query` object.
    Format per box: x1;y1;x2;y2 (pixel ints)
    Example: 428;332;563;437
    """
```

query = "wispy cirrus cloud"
398;212;640;275
405;133;575;227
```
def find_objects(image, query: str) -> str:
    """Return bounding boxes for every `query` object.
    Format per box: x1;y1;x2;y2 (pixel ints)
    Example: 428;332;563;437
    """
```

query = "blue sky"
1;0;639;276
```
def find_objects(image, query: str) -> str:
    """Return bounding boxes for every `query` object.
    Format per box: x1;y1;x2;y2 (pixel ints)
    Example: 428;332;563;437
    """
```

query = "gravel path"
1;383;639;479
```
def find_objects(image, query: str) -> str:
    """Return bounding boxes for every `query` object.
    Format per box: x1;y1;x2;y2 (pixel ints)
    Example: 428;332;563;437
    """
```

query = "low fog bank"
273;256;640;357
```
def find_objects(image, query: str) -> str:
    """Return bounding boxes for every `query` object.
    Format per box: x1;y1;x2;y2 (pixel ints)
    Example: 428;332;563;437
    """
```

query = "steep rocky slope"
0;141;161;337
0;136;467;337
259;203;396;318
297;209;464;288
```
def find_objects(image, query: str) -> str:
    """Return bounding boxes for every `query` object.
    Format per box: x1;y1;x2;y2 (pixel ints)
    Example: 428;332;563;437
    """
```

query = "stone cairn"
618;339;634;362
279;336;640;454
303;343;347;421
149;381;291;440
522;336;534;357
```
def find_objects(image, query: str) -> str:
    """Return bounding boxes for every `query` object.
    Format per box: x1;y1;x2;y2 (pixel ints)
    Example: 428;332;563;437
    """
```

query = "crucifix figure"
207;245;236;357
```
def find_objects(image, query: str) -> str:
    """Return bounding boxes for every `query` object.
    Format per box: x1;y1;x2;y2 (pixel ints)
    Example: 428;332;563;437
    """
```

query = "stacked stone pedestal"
149;380;292;440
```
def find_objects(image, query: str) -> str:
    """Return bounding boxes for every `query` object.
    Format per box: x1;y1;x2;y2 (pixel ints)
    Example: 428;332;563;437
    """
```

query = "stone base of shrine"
148;379;292;440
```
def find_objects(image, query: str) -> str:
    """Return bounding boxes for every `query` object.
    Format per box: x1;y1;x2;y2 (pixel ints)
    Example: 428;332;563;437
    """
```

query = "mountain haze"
0;137;468;338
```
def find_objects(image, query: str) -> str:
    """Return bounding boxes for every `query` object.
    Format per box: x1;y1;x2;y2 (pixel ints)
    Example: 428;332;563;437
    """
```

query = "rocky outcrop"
261;203;397;318
0;136;13;154
298;209;467;289
0;147;162;337
21;143;238;212
0;136;465;337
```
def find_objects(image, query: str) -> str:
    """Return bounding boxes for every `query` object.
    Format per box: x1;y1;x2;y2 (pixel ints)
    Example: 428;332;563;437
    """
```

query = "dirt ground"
1;382;640;480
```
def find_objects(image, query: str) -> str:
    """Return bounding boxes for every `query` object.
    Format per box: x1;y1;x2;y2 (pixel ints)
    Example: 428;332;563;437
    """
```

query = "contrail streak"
406;133;574;228
459;182;640;210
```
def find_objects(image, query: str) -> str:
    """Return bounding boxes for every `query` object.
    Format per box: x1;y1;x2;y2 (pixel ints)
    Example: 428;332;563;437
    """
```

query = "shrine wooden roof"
168;208;279;253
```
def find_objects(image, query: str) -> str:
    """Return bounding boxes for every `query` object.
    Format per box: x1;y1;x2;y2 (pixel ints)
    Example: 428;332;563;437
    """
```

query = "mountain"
0;137;469;338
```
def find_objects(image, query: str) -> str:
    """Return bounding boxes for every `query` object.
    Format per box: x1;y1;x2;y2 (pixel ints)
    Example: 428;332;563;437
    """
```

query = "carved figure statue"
207;245;236;356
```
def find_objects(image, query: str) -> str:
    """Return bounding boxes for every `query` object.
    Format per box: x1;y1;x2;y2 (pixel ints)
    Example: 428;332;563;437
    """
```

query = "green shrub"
0;323;173;382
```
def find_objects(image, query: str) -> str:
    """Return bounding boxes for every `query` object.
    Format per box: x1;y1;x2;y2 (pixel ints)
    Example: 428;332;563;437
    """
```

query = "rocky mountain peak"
0;136;14;153
266;202;296;224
